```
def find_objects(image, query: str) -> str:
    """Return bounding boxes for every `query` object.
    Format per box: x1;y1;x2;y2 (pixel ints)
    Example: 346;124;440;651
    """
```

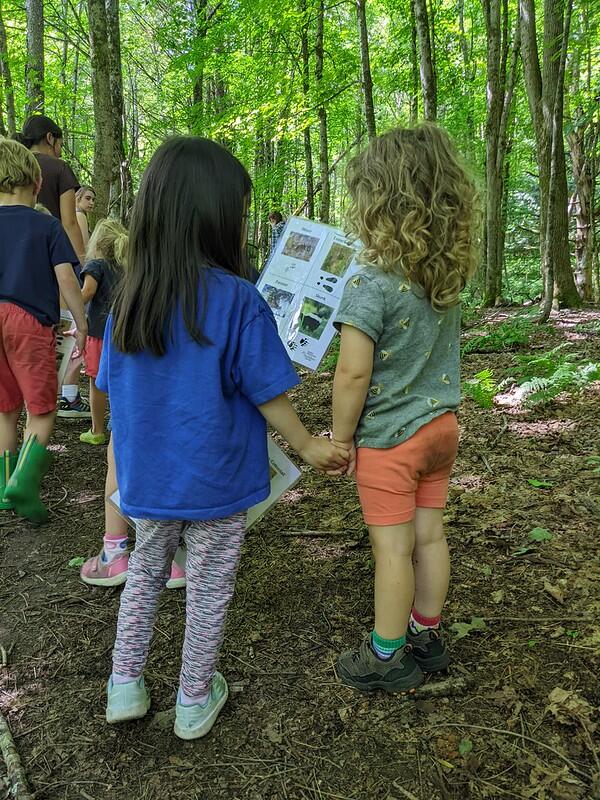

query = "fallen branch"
0;710;33;800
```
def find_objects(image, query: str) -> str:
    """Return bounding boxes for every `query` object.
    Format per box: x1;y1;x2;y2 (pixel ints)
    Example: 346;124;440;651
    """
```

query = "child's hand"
331;439;356;476
299;436;350;474
75;328;87;354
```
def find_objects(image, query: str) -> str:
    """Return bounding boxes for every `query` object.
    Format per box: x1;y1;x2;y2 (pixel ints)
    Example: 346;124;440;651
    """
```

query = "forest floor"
1;308;599;800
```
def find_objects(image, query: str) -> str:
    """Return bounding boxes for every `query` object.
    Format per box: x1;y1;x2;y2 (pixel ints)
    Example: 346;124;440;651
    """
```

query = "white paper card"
257;216;361;369
107;438;301;532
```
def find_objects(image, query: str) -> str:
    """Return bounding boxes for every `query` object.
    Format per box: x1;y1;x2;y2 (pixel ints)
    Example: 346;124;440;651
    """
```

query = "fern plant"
462;318;536;355
510;344;600;406
463;369;498;408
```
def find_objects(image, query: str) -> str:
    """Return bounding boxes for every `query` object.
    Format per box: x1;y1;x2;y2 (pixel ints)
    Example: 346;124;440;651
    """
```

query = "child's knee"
414;507;445;546
369;523;415;558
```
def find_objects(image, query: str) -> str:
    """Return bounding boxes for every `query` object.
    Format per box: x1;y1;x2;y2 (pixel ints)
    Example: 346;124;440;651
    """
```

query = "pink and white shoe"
166;546;187;590
80;547;186;589
80;552;129;587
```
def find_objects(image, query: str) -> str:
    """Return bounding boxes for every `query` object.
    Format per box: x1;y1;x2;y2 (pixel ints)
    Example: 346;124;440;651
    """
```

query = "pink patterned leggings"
112;513;246;696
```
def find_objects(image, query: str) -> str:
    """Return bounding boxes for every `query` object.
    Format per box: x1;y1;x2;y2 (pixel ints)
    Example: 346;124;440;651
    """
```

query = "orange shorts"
355;412;459;526
0;303;57;415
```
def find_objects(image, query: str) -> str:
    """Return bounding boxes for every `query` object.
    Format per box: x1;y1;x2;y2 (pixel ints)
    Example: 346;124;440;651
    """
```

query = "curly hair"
345;124;482;311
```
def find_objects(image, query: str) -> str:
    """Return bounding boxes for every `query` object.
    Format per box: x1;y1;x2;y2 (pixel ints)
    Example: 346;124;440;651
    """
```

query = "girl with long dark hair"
98;136;348;739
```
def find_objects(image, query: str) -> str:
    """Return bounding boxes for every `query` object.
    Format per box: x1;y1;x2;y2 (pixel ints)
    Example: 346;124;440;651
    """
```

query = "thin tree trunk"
88;0;115;220
413;0;436;120
539;0;574;320
519;0;579;311
356;0;376;139
25;0;44;114
483;0;520;307
106;0;132;221
300;0;314;217
315;0;330;222
0;1;16;136
410;0;419;123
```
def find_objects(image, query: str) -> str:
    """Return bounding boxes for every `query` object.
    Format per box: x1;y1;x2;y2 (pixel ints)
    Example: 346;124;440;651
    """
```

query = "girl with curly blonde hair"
332;123;481;693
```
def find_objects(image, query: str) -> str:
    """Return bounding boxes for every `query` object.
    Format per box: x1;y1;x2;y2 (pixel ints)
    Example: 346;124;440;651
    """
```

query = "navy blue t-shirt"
96;268;300;520
0;205;78;326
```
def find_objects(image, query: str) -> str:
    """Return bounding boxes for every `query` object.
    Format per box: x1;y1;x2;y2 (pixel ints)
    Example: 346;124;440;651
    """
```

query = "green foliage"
450;617;487;640
319;335;340;372
462;319;536;355
511;344;600;407
585;456;600;475
528;527;553;542
463;368;498;408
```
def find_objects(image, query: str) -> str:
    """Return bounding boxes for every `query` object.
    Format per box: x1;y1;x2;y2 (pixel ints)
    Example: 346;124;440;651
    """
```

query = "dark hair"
15;115;63;149
269;211;283;223
112;136;253;356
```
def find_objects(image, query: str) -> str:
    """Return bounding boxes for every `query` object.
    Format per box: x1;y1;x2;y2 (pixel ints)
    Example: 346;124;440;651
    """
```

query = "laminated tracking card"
258;216;361;369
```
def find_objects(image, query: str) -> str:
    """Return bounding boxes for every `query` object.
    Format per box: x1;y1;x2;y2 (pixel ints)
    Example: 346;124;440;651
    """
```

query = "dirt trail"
1;309;599;800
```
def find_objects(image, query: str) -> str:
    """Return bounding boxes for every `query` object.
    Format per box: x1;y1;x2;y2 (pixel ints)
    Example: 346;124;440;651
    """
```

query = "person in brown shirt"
16;115;91;418
16;116;85;263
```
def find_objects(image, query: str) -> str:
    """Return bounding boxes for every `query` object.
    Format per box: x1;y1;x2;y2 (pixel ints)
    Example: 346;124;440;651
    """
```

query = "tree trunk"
0;2;16;136
106;0;132;221
519;0;580;310
409;0;419;123
413;0;436;120
356;0;376;139
300;0;314;217
315;0;330;222
539;0;575;319
25;0;44;115
483;0;519;307
88;0;115;220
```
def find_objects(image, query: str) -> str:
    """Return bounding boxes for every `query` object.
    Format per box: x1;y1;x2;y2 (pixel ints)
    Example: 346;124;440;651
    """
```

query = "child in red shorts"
0;139;87;522
79;219;128;445
332;125;481;692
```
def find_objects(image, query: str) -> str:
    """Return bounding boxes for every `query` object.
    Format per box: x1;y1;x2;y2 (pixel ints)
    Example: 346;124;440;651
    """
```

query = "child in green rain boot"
0;139;87;522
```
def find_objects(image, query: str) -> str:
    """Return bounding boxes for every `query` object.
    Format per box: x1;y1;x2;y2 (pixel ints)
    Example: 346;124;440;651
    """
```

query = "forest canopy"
0;0;598;309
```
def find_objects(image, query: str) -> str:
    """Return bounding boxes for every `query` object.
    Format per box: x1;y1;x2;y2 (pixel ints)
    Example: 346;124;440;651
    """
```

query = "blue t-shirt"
0;205;78;326
96;268;300;521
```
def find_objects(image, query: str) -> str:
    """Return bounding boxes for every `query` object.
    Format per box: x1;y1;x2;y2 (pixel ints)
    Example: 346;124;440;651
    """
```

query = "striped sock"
371;630;406;660
409;608;441;635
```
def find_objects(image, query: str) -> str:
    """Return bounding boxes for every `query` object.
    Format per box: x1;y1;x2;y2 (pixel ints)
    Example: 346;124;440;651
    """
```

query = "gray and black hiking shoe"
406;628;450;673
336;638;424;693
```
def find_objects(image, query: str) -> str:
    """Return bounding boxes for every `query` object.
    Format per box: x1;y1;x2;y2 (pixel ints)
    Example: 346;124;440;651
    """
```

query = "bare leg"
412;507;450;618
24;410;56;447
62;354;83;394
0;407;23;452
105;435;128;536
369;522;415;640
90;378;107;435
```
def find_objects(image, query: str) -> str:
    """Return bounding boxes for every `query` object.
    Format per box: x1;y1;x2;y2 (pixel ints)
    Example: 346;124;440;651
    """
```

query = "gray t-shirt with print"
334;267;460;448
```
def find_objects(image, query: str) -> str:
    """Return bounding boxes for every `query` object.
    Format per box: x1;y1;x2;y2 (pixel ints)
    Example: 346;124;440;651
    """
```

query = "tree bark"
409;0;419;124
0;1;16;136
315;0;330;222
88;0;115;220
413;0;436;120
483;0;520;307
300;0;314;217
106;0;132;221
519;0;580;310
539;0;575;319
356;0;376;139
25;0;44;115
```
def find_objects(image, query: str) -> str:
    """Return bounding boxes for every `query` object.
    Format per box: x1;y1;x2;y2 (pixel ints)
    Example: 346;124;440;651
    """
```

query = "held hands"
65;325;88;355
299;436;351;476
331;439;356;476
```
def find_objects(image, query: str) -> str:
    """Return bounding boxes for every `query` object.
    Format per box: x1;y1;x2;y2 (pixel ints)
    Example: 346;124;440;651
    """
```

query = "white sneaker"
106;675;151;723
